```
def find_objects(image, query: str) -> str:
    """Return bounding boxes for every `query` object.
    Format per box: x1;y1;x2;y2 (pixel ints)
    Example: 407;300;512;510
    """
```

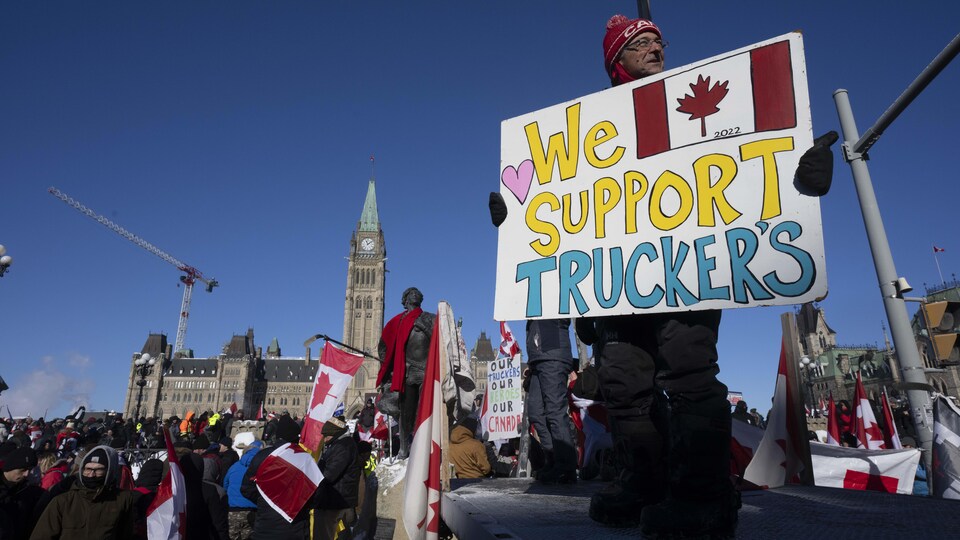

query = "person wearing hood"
1;446;44;539
449;417;491;479
30;445;139;540
224;440;263;540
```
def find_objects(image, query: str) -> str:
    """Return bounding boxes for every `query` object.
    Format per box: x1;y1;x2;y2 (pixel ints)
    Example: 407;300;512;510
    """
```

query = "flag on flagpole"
253;443;324;522
826;394;841;446
935;246;946;253
221;402;238;416
256;402;264;421
853;372;886;450
368;410;392;441
881;389;903;450
146;428;187;539
300;342;365;453
498;321;521;358
933;394;960;499
743;339;805;488
403;313;443;540
818;397;826;416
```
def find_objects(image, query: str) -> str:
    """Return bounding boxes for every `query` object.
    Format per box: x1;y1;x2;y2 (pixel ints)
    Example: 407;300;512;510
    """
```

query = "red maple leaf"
675;74;730;137
311;370;337;409
417;440;443;533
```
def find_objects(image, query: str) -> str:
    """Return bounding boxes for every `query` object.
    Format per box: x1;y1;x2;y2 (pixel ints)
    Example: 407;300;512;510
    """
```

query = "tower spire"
359;157;380;232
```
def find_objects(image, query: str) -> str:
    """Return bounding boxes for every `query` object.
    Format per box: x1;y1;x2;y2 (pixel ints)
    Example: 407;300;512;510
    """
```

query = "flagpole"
935;250;945;285
304;334;380;361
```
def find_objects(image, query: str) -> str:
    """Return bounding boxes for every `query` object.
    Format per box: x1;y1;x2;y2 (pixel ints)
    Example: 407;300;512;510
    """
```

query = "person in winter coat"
313;417;361;540
1;447;44;539
200;456;230;540
217;437;239;474
30;445;139;540
241;414;314;539
224;440;263;540
449;418;491;479
37;453;70;491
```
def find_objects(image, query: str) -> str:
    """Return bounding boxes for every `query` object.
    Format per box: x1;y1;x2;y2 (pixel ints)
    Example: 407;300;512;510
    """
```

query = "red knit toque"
602;15;662;82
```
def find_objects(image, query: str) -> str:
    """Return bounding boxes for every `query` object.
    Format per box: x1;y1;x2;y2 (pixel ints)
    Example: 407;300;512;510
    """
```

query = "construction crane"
48;187;219;355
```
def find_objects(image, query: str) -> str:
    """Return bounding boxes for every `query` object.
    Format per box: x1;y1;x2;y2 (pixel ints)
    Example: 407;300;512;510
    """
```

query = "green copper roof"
267;337;281;356
359;178;380;232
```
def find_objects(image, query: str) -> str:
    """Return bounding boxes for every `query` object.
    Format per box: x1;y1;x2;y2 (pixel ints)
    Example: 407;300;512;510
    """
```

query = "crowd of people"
0;407;382;540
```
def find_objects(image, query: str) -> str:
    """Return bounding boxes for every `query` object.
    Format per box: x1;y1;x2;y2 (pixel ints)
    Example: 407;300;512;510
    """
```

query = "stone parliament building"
123;178;497;421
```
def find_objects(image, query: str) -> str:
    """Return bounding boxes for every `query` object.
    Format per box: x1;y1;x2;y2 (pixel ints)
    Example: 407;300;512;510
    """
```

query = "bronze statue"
375;287;435;458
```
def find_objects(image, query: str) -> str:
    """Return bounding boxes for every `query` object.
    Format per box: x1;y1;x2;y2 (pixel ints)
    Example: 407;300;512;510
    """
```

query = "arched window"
365;297;372;309
356;297;362;309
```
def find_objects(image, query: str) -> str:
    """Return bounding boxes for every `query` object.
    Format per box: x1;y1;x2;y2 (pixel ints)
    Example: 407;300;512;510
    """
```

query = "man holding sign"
492;13;836;538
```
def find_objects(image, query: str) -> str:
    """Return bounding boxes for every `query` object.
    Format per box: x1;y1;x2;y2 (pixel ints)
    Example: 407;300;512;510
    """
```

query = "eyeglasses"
623;38;668;52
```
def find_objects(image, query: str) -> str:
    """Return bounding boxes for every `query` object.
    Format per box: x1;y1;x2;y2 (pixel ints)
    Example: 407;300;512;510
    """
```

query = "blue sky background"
2;1;958;418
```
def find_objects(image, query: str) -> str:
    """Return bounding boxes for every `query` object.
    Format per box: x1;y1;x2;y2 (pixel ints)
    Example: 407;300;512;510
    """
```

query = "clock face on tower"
360;238;375;252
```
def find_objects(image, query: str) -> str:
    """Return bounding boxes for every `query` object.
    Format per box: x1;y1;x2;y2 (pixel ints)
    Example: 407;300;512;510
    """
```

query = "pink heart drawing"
501;159;534;204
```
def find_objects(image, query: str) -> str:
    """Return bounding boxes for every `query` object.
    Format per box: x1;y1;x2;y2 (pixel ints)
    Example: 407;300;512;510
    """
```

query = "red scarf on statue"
375;307;423;393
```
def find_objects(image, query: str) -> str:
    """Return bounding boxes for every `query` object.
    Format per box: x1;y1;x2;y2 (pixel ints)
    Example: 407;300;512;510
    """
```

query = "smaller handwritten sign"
485;355;523;440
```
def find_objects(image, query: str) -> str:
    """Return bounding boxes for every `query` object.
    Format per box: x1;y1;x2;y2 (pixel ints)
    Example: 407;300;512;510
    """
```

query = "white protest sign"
485;355;523;440
495;32;825;321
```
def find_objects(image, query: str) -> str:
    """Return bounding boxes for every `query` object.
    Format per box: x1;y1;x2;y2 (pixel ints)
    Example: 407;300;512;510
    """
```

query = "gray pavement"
441;477;960;539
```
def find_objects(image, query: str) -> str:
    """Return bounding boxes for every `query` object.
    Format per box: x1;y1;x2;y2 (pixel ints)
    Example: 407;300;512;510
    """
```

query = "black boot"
640;397;739;539
589;417;665;526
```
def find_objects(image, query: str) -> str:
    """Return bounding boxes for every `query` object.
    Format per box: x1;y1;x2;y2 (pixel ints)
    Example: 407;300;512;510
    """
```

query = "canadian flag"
221;402;237;416
403;313;443;540
881;389;903;450
743;339;805;488
853;372;886;450
146;428;187;539
499;321;521;358
256;402;264;421
810;442;920;494
369;409;392;441
632;40;796;158
300;342;365;453
253;443;324;522
479;385;491;441
826;394;841;446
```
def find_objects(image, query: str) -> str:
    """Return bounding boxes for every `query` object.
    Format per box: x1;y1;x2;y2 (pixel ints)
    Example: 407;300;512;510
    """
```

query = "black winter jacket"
317;433;360;509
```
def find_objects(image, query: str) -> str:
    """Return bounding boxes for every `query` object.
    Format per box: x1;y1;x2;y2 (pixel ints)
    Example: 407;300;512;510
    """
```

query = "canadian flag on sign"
633;40;796;158
300;342;365;453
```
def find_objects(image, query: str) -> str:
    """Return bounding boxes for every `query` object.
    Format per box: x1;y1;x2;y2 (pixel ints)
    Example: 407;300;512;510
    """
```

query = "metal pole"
833;89;934;471
854;32;960;155
636;0;652;20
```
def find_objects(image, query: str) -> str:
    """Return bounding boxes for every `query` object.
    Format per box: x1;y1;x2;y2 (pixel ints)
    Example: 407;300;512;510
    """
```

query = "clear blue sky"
2;1;958;418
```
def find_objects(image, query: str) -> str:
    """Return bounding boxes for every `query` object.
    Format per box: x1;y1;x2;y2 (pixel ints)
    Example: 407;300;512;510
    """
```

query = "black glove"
794;131;839;196
489;192;508;227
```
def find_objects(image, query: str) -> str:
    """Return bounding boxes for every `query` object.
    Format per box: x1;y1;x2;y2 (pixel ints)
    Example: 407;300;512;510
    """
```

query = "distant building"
471;331;496;397
124;176;386;420
795;283;960;434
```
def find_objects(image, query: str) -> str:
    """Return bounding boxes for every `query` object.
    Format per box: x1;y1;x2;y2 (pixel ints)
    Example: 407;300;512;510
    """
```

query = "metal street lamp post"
133;353;157;422
0;245;13;278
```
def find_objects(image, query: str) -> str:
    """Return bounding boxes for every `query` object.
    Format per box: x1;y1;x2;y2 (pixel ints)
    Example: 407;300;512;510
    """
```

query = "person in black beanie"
1;447;44;539
31;445;139;539
240;414;316;539
313;417;361;540
133;458;165;538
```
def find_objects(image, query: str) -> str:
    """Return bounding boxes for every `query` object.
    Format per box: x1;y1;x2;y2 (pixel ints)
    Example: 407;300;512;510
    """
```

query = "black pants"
527;357;577;470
